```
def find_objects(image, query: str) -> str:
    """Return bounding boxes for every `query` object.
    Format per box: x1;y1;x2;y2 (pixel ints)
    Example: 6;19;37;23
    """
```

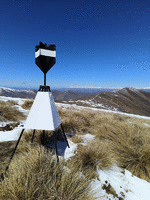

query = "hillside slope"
1;87;150;117
67;87;150;117
0;87;37;99
0;87;93;100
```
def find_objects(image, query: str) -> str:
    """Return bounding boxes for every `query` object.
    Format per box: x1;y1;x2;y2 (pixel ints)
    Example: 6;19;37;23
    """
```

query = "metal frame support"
61;124;70;148
6;129;25;171
1;124;70;181
31;129;35;143
44;73;46;86
53;131;59;162
1;128;25;180
42;130;45;145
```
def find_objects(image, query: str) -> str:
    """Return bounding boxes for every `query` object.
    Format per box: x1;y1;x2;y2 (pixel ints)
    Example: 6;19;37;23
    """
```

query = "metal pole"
42;130;45;145
6;129;25;171
1;129;25;181
54;131;59;162
31;129;35;143
44;73;46;86
61;124;70;148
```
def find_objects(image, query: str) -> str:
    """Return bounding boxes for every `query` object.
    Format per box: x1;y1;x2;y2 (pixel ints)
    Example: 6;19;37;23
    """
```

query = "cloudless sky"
0;0;150;89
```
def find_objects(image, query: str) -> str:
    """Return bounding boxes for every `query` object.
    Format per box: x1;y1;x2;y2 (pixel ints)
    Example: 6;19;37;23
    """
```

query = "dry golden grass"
21;99;34;109
69;135;83;143
67;138;115;180
95;121;150;182
0;141;18;175
0;100;25;121
1;103;150;199
0;130;44;178
7;100;18;106
58;107;98;134
0;146;94;200
106;125;150;182
57;107;131;135
57;106;150;182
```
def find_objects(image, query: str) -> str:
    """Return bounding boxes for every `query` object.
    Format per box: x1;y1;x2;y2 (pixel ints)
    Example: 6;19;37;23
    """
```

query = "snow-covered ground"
56;102;150;120
64;136;150;200
0;95;150;199
0;95;27;105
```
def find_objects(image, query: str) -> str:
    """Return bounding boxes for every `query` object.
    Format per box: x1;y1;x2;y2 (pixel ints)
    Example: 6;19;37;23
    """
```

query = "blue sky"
0;0;150;89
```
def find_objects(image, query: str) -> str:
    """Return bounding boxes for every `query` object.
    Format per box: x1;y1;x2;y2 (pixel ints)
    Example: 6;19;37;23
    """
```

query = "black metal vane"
35;41;56;87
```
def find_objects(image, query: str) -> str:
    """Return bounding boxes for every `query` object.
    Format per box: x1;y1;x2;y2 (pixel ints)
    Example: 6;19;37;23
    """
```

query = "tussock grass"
69;135;83;143
1;103;150;199
58;108;99;134
105;125;150;182
95;122;150;182
57;107;132;135
0;100;25;121
58;106;150;182
68;138;115;178
0;141;17;174
22;129;43;144
21;99;34;109
0;146;94;200
7;100;18;106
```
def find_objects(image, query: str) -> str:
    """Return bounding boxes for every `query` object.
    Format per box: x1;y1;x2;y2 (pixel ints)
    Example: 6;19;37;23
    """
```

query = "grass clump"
97;122;150;182
57;107;132;136
58;108;96;134
21;100;33;109
0;146;94;200
68;138;115;178
58;106;150;182
69;135;83;143
7;100;18;106
112;130;150;182
0;100;25;121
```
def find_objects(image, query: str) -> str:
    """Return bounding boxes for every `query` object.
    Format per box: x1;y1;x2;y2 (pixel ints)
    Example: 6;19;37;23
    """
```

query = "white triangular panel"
24;92;61;131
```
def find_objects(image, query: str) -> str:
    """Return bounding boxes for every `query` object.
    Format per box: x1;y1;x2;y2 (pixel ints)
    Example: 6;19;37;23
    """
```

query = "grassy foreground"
1;100;150;199
0;100;25;122
57;106;150;182
0;145;94;200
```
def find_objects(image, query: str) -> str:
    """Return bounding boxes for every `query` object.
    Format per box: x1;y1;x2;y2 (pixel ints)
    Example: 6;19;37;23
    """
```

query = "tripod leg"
61;124;70;148
6;128;25;172
54;131;59;162
42;130;45;145
31;129;35;143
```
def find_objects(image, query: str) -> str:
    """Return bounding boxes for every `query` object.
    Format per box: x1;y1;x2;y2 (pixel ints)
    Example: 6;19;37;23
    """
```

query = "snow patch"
91;166;150;200
143;123;150;127
0;126;23;142
64;139;77;160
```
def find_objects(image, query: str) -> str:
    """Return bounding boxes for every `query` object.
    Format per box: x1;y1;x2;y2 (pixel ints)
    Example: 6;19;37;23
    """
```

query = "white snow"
82;133;95;141
80;133;95;145
0;126;24;142
1;95;150;199
56;102;150;120
13;105;29;115
0;96;28;105
0;87;35;94
91;166;150;200
143;123;150;127
64;140;77;160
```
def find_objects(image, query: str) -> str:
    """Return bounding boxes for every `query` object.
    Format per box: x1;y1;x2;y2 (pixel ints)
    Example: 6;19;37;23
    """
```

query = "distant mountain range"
66;87;150;117
0;87;37;99
0;87;117;100
0;87;150;117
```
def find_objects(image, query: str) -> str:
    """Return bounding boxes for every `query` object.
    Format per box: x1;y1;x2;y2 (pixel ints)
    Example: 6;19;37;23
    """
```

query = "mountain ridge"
0;86;150;117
